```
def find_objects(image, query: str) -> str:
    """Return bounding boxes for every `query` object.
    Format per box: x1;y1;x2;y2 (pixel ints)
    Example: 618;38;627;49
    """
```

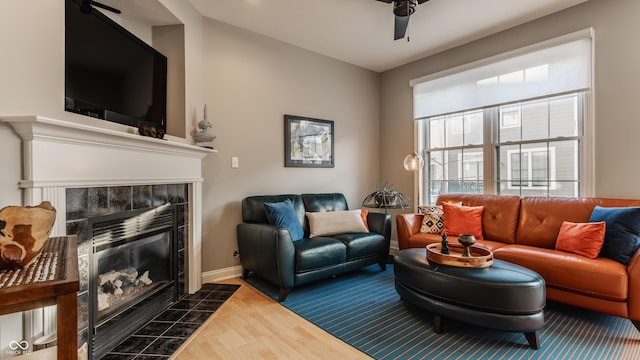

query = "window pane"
509;151;530;187
464;111;483;145
498;144;520;187
549;181;579;197
464;181;484;194
553;140;579;182
429;181;444;204
429;150;444;181
521;100;549;141
499;105;521;143
531;150;547;186
462;149;483;180
521;186;551;197
510;151;521;186
445;115;464;147
429;118;445;148
446;180;463;193
550;95;578;138
445;149;462;181
498;182;521;196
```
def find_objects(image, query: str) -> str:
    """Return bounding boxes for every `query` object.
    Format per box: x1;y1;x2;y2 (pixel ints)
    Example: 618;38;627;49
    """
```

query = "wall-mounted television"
65;0;167;134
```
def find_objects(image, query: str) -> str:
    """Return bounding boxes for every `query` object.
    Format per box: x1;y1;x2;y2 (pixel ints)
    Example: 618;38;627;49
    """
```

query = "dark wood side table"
0;236;79;359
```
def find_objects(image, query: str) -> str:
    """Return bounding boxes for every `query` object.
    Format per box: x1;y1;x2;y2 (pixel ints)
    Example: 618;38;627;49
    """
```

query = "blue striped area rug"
245;265;640;360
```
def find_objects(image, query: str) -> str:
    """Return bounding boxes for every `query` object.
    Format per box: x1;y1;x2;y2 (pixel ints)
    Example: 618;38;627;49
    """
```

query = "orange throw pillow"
555;221;606;259
360;209;369;230
442;202;484;240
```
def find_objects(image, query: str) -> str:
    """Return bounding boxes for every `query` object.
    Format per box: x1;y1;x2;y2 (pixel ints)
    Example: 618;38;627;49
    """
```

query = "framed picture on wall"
284;115;334;168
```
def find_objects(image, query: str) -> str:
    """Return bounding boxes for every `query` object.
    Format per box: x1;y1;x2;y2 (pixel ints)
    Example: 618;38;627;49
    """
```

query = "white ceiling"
186;0;589;72
104;0;590;73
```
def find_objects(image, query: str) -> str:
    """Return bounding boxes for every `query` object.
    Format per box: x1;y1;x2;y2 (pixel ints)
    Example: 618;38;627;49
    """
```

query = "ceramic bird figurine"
193;105;216;148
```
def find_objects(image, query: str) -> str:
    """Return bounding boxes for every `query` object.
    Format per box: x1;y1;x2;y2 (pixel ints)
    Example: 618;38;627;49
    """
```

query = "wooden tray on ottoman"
426;243;493;268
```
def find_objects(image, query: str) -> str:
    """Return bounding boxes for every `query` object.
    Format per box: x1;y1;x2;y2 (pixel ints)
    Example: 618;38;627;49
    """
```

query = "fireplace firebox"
89;205;178;359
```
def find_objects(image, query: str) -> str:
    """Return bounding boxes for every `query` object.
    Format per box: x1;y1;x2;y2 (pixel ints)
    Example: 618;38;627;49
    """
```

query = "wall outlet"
231;157;239;168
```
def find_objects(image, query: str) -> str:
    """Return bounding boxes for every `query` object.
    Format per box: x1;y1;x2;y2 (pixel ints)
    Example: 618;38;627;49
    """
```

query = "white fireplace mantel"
1;115;212;292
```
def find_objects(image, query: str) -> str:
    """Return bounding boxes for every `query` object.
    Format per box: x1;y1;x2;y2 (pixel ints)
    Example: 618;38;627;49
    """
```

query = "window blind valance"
411;29;593;120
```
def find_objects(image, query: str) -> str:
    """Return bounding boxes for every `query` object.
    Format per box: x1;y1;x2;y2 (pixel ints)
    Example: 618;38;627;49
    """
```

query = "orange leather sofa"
396;193;640;331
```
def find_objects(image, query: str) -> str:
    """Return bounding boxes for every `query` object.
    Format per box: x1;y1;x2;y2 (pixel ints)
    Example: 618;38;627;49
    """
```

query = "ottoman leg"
524;331;539;350
433;314;443;334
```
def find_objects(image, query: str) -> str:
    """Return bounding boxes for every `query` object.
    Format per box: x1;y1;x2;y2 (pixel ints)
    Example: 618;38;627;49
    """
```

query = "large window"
422;94;583;204
412;30;592;205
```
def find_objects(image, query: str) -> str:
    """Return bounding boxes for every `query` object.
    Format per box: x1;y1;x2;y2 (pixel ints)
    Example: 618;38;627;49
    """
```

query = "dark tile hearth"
101;283;240;360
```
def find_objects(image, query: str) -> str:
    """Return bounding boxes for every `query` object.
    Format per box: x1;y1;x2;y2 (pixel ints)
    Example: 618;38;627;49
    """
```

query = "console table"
0;236;79;359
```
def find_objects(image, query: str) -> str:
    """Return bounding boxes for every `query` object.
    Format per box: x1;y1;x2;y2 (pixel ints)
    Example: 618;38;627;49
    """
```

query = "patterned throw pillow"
418;205;445;234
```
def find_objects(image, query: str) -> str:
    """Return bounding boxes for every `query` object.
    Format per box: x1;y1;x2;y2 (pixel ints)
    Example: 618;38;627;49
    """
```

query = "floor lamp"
403;152;423;208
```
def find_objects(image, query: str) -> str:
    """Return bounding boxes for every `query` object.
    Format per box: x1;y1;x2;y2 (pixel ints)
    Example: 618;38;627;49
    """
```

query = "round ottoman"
394;248;546;349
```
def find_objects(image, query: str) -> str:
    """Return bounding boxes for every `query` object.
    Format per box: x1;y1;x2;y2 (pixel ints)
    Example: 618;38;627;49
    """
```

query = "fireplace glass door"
94;231;173;323
89;207;177;359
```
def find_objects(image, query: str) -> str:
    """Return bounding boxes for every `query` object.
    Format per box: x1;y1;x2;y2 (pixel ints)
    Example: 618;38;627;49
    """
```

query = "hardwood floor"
172;278;371;359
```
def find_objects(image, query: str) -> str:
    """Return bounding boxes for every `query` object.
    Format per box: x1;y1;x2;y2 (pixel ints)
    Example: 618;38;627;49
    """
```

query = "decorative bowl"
0;201;56;270
457;234;476;247
457;234;476;257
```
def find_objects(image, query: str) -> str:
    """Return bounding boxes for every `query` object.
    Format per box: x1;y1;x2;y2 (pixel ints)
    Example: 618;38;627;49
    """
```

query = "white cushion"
306;210;369;238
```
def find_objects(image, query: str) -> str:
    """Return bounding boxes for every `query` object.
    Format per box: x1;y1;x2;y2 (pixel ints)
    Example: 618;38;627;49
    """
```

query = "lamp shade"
403;152;424;171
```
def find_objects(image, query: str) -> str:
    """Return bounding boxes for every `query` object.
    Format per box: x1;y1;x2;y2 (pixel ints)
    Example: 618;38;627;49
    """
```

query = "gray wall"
380;0;640;212
199;19;381;271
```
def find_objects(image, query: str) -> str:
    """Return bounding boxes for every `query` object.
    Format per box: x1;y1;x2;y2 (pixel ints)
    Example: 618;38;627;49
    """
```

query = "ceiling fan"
376;0;430;40
80;0;121;14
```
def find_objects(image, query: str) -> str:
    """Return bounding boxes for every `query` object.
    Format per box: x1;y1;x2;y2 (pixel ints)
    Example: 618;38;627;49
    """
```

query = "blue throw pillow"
589;206;640;265
264;199;304;241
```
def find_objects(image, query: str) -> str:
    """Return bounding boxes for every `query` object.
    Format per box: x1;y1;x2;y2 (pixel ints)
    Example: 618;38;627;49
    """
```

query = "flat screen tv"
65;0;167;134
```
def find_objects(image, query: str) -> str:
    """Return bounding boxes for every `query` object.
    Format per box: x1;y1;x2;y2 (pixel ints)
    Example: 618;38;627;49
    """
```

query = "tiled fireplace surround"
0;115;211;352
66;183;190;347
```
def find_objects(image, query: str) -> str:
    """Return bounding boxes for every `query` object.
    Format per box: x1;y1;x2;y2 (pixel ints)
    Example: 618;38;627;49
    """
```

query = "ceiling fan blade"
394;15;410;40
83;0;122;14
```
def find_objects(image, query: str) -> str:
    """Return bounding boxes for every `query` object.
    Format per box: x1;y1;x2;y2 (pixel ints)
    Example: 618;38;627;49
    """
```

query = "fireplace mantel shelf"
1;115;216;157
0;115;213;189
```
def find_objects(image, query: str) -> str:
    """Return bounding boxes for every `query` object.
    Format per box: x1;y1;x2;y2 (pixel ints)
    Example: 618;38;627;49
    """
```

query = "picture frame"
285;115;334;168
